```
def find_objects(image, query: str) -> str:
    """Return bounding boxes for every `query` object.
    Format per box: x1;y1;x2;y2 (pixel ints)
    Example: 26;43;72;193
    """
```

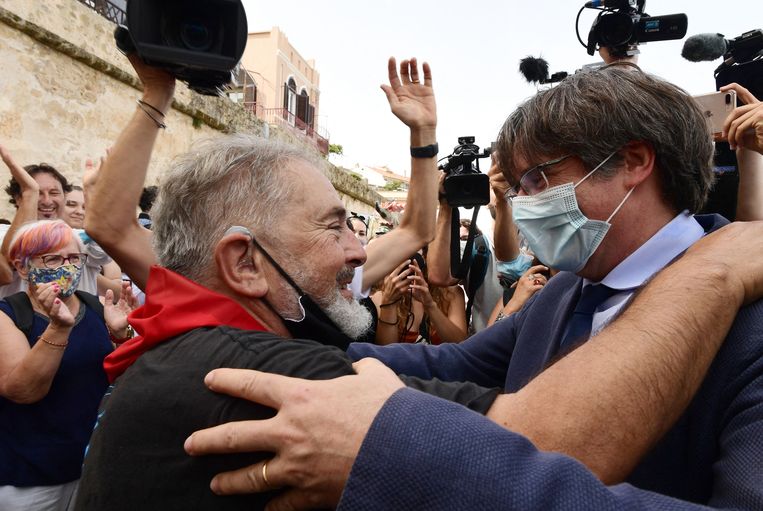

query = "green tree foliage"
382;179;404;191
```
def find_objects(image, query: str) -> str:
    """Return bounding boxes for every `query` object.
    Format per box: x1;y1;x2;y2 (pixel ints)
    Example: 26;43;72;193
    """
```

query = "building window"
283;77;297;125
297;89;310;129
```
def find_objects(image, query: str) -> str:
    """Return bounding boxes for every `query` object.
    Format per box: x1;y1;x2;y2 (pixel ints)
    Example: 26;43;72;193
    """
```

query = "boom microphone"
519;56;549;83
682;29;763;63
681;33;728;62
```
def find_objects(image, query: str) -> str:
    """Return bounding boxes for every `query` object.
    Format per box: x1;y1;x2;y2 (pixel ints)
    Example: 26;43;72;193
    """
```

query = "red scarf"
103;266;266;383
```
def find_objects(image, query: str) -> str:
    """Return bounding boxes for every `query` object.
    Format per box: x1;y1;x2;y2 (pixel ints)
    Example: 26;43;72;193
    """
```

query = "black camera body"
115;0;248;96
439;137;491;208
586;0;687;57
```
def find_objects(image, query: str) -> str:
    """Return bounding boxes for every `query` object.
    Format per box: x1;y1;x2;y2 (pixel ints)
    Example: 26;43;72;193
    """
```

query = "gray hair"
151;134;322;283
496;64;714;213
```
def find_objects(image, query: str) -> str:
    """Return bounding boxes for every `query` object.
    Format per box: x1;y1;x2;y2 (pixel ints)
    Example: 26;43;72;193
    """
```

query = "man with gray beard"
75;54;474;510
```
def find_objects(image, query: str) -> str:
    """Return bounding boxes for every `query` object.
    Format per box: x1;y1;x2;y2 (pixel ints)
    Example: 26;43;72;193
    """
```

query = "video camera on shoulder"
114;0;248;96
438;136;492;208
581;0;687;58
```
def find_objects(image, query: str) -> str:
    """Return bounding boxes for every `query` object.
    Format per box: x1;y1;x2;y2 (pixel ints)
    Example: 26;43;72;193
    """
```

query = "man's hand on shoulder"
184;358;404;510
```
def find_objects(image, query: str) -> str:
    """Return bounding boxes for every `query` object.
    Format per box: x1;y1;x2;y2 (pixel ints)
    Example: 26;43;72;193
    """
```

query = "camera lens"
179;20;213;51
598;12;634;47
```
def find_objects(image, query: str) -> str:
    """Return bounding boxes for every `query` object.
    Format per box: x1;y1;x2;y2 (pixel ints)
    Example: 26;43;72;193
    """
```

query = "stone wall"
0;0;380;219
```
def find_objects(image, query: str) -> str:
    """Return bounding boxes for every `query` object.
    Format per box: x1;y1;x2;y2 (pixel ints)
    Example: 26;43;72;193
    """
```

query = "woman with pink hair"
0;220;135;510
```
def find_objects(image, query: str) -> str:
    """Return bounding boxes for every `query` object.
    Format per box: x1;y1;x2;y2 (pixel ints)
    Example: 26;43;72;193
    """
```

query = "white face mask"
510;151;634;273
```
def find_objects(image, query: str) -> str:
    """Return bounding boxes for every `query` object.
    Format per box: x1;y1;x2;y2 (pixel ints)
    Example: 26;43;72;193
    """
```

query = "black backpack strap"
75;290;104;321
450;206;481;280
4;292;35;340
3;291;105;341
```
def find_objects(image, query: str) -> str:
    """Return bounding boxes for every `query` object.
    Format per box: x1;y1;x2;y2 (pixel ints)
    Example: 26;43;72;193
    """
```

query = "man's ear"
214;233;269;299
620;140;656;188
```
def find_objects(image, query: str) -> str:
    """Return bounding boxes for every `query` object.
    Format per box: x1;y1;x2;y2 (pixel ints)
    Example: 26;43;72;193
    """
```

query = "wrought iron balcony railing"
77;0;126;25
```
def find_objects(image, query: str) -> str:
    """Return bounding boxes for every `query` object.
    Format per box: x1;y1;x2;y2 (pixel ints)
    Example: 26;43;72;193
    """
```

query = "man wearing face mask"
345;63;763;507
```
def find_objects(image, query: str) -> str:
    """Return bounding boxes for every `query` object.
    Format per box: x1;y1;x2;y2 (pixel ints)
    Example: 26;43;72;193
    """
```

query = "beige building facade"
0;1;375;220
238;27;328;153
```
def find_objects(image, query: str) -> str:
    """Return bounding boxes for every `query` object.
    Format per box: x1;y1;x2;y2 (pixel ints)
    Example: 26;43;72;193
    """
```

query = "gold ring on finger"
262;459;272;488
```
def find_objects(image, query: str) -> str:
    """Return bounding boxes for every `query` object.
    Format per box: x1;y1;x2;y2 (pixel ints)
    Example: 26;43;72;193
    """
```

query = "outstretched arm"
0;146;39;284
85;55;175;290
488;160;520;261
488;221;763;483
427;193;459;287
361;57;439;290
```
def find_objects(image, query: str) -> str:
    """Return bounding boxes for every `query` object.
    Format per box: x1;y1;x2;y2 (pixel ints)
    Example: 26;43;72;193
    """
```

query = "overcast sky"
241;0;762;175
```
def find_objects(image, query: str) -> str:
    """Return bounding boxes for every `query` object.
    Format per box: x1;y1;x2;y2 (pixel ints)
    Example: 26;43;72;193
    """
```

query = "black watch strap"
410;143;439;159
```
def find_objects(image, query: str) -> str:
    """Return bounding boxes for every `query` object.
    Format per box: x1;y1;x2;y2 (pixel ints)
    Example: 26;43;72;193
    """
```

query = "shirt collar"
584;211;705;291
103;266;267;383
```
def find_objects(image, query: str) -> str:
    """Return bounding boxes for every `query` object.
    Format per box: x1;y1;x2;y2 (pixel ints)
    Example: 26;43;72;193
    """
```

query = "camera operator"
599;46;638;65
428;160;521;333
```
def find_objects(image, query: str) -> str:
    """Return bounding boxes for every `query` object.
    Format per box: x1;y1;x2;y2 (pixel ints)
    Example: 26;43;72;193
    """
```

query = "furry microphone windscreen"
682;33;728;62
519;56;550;83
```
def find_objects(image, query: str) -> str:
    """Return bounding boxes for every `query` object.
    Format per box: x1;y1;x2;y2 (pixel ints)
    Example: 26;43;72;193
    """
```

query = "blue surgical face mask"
28;264;82;298
496;252;534;283
510;151;634;273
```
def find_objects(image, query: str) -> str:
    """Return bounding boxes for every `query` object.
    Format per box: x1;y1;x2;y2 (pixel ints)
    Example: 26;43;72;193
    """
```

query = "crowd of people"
1;40;763;511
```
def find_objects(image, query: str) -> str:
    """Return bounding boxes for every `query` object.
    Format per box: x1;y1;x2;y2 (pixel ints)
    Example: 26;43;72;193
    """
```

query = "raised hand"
0;144;39;198
720;82;762;153
488;159;510;200
380;259;413;305
721;82;759;106
31;282;75;327
380;57;436;131
127;53;175;114
408;259;434;308
103;282;139;336
83;150;109;204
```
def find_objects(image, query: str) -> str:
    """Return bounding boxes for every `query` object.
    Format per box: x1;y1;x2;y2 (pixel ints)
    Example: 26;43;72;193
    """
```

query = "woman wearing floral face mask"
0;220;137;510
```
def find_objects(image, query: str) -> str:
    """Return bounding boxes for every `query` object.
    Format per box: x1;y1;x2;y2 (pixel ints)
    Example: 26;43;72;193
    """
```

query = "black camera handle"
449;205;482;280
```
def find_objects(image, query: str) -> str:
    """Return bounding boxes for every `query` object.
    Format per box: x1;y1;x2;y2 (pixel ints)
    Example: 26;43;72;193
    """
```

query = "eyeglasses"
35;253;88;268
505;154;573;200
